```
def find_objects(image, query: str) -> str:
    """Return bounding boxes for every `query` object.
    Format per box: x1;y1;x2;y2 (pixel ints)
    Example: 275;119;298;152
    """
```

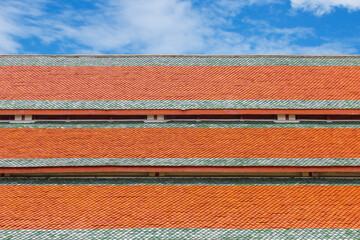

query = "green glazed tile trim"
1;158;360;167
0;229;359;240
1;55;360;66
1;121;360;129
1;177;360;186
1;100;360;109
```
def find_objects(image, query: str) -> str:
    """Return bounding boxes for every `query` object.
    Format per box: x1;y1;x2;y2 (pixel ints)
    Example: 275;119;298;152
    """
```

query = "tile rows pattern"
1;55;360;109
0;66;360;101
0;122;360;167
1;66;360;101
0;178;359;239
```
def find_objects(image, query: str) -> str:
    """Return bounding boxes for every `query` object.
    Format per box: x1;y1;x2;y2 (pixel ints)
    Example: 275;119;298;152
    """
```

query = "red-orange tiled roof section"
0;55;360;110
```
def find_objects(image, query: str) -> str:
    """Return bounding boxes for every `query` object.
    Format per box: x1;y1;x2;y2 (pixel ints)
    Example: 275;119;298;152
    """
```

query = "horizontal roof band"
1;177;359;186
1;100;360;109
1;122;360;129
3;166;360;174
1;55;360;66
0;183;359;229
1;127;360;160
0;229;359;240
2;109;360;115
1;66;360;103
1;158;360;167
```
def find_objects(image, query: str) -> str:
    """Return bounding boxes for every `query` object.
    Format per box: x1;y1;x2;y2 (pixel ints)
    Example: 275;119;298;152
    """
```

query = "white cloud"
65;0;210;54
47;0;348;54
291;0;360;15
0;0;45;53
0;0;357;54
39;0;293;54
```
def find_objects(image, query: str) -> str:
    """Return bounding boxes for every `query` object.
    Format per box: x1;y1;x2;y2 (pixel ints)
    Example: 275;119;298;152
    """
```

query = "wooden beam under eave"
1;109;360;115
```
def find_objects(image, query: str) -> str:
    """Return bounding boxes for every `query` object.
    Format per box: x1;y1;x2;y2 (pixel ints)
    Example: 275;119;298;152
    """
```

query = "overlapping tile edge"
1;55;360;66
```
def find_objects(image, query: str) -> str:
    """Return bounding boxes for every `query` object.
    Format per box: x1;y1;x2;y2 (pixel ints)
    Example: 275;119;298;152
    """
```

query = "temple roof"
1;55;360;110
1;55;360;239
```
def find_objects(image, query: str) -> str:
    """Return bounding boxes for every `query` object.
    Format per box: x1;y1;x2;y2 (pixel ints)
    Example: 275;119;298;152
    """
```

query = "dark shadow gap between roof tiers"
1;55;360;110
0;178;360;239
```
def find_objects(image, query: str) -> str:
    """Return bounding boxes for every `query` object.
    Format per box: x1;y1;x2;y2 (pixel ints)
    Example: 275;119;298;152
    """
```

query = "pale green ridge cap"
1;158;360;167
1;121;360;129
1;100;360;109
0;229;359;240
1;55;360;66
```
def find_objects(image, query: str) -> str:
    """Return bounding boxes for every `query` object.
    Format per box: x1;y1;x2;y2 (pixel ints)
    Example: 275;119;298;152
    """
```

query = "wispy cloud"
0;0;45;53
51;0;210;54
199;0;283;17
291;0;360;16
207;19;355;54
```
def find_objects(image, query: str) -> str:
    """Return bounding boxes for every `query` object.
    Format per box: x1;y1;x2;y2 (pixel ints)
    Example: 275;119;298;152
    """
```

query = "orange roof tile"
1;55;360;110
0;122;360;168
0;178;359;236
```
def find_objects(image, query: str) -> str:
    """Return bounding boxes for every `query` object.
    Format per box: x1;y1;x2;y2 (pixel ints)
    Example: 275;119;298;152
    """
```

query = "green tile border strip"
2;185;358;240
1;100;360;109
1;121;360;129
1;55;360;66
1;158;360;167
1;177;360;186
0;229;359;240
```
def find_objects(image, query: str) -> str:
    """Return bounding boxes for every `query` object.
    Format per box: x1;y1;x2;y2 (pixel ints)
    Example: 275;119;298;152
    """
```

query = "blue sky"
0;0;360;55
